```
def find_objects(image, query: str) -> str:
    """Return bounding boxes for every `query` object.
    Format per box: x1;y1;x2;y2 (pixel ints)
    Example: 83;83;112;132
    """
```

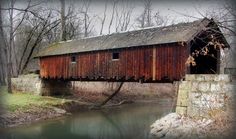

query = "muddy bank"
0;106;66;128
0;102;97;128
0;100;90;128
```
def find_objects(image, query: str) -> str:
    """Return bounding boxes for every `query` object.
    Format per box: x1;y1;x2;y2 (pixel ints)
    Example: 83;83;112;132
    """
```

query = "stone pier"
176;74;235;118
11;74;72;96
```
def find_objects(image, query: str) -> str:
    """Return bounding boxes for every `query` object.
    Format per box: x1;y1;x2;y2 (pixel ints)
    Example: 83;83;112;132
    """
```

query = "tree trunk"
6;0;14;93
108;0;117;34
0;44;6;86
0;47;5;85
7;63;12;93
60;0;66;41
99;2;107;35
146;1;151;27
84;12;88;37
0;1;6;85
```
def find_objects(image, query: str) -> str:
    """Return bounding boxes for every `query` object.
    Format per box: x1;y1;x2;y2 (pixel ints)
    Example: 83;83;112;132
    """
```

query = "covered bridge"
36;18;229;82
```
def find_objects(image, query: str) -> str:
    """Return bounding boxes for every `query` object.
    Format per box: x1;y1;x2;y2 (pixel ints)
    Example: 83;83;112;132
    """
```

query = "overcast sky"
72;0;229;34
5;0;232;35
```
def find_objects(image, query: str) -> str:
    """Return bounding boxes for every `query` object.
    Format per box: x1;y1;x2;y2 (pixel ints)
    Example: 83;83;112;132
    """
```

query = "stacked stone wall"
176;74;235;118
11;74;71;95
11;74;42;95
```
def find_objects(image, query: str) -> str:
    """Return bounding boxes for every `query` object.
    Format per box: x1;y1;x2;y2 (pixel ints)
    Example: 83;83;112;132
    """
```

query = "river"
0;99;174;139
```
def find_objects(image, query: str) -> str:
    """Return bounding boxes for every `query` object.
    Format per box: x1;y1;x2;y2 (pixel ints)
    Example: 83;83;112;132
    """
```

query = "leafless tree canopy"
180;1;236;71
135;0;168;28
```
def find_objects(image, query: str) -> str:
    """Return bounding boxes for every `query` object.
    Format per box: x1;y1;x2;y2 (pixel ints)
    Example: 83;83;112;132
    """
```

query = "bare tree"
136;12;145;28
60;0;66;41
18;11;61;74
114;1;133;32
44;17;61;43
136;0;153;28
108;0;118;34
44;4;83;42
98;1;107;35
0;1;6;86
181;3;236;73
208;4;236;72
65;7;83;39
80;0;93;37
1;0;86;80
145;0;152;27
153;11;168;27
0;0;44;92
6;0;15;93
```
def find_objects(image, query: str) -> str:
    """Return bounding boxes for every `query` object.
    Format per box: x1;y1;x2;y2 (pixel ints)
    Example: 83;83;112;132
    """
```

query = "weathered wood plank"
39;43;188;82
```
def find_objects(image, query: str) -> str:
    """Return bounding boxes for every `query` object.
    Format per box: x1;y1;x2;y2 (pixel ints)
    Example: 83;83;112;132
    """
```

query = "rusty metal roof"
36;18;224;57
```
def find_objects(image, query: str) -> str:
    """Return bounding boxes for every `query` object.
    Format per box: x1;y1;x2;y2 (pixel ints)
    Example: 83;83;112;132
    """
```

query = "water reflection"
0;100;173;139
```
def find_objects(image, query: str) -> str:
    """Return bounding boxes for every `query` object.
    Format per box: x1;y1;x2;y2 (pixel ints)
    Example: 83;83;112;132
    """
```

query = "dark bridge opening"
190;30;220;74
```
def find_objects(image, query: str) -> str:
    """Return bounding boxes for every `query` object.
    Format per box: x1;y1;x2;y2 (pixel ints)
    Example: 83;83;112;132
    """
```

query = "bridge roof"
36;18;228;58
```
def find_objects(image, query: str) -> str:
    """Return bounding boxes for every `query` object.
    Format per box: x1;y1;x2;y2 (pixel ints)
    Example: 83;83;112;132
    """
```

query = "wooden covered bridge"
35;18;229;83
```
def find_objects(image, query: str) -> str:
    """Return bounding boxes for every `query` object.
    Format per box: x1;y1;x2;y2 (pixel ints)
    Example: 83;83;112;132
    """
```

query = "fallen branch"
89;82;124;109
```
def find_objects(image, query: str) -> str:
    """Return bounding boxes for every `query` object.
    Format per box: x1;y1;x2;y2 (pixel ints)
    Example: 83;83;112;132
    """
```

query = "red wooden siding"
40;43;188;82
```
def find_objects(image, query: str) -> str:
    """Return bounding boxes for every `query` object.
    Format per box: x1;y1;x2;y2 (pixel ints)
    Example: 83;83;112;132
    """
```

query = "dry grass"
0;86;72;112
204;97;236;138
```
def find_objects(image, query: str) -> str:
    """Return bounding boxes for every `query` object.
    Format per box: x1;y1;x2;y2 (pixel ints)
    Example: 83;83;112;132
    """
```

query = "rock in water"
150;113;214;139
150;113;181;138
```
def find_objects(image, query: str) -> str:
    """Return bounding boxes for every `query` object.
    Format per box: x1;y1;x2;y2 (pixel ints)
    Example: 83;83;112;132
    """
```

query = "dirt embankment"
0;106;66;128
0;100;90;128
0;90;175;128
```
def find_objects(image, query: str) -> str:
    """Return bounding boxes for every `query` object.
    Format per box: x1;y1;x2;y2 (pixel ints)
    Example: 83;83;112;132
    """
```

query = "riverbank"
0;86;176;128
0;87;90;128
150;104;236;139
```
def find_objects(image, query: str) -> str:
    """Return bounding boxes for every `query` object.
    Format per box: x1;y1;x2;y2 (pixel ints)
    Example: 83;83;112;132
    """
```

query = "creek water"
0;99;174;139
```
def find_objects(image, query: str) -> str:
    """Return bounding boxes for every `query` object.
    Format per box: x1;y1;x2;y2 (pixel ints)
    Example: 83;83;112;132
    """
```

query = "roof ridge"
56;18;206;44
36;18;218;58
